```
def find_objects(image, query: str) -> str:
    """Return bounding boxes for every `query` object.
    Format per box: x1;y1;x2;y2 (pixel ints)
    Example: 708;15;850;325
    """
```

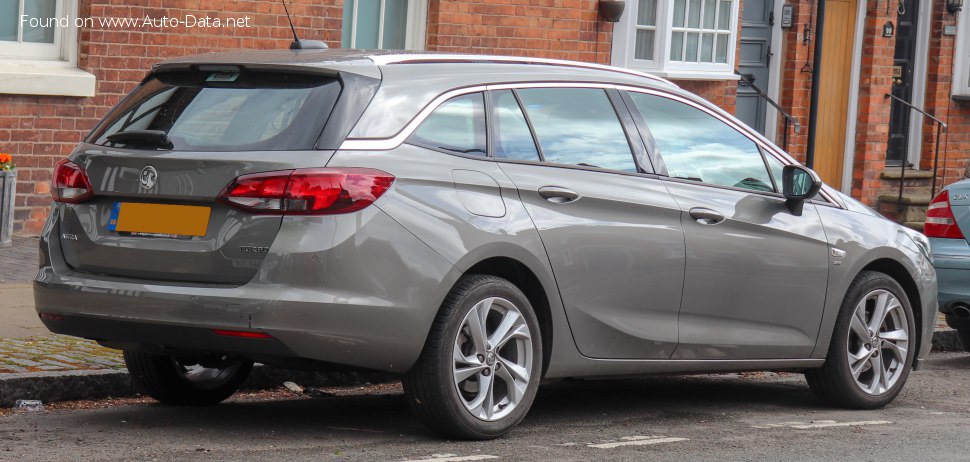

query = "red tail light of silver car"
217;168;395;215
51;159;95;204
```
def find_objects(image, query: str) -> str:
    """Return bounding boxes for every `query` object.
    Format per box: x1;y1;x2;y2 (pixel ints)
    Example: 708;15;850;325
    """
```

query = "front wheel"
806;271;915;408
124;351;253;406
403;275;543;440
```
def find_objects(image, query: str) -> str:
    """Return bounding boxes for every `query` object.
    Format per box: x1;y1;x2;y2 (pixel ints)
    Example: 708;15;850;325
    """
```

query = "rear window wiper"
105;130;174;150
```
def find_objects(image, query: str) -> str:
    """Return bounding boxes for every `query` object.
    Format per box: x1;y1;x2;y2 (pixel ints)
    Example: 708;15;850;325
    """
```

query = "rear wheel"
123;351;253;405
806;271;915;408
403;275;542;440
958;330;970;353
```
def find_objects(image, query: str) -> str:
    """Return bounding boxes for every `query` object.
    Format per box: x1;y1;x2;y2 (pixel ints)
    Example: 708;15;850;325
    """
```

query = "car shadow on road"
58;373;819;439
924;352;970;370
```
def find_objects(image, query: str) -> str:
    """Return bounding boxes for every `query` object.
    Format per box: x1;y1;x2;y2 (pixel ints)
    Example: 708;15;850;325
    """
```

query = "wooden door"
813;0;858;189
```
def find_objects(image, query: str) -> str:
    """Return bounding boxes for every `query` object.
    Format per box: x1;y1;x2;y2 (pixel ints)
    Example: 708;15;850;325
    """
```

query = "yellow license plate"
109;202;211;237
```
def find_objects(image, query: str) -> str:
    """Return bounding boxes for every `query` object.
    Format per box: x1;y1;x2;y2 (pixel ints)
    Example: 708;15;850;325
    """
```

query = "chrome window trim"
340;84;489;151
339;80;842;208
340;82;614;151
368;53;679;88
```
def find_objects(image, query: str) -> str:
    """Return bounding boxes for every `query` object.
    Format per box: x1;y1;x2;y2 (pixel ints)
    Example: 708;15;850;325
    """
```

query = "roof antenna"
281;0;328;50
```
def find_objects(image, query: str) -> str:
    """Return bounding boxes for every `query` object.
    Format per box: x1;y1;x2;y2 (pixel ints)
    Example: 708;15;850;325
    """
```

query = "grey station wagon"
34;50;936;439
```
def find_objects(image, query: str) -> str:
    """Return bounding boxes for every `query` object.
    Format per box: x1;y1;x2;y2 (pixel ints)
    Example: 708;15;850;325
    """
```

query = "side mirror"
782;165;822;215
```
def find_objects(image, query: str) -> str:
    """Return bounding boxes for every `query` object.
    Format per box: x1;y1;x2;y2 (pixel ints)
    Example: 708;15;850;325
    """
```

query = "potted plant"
0;153;15;247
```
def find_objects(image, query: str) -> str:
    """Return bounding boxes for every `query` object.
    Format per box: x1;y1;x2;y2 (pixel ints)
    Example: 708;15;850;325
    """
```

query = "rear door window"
408;93;487;157
516;88;637;172
90;71;341;152
627;91;775;192
491;90;541;162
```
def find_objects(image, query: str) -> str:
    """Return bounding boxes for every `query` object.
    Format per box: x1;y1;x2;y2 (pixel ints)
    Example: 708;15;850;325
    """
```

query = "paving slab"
0;236;38;283
0;284;46;339
0;336;124;374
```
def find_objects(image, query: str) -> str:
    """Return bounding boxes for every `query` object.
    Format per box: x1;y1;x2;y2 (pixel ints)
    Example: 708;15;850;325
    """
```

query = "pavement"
3;354;970;461
0;236;39;284
0;236;127;377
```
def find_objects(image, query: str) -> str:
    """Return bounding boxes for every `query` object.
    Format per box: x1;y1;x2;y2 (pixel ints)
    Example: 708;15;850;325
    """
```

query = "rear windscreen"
89;71;341;151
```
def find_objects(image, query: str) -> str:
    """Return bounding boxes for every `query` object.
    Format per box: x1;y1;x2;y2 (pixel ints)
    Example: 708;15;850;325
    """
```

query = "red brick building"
0;0;967;234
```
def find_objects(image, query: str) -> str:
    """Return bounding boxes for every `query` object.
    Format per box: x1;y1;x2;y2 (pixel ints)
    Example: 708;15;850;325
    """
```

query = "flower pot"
599;0;626;22
0;170;15;247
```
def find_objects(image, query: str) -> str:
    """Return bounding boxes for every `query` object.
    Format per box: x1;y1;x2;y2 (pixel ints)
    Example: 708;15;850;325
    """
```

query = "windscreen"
89;70;341;151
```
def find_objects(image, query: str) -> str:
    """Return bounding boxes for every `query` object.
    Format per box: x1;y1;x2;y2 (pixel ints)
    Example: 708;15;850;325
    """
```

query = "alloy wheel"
846;289;910;395
452;297;533;422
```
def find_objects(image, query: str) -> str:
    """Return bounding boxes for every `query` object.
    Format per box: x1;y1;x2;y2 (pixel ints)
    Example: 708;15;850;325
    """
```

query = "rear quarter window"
407;93;487;157
89;71;341;152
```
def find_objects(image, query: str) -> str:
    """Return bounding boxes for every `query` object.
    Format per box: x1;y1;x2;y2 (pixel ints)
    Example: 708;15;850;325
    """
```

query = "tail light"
51;159;95;204
218;168;394;215
925;190;965;239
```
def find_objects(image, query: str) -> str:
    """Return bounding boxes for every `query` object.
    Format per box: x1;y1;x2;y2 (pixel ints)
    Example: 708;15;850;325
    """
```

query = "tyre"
806;271;916;408
123;351;253;406
958;330;970;353
403;274;543;440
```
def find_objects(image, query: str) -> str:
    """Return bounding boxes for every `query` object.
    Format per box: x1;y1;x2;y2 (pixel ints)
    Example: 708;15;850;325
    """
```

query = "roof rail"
369;54;678;88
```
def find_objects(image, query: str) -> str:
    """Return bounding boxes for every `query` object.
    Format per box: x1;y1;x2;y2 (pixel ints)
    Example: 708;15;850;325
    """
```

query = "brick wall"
677;80;738;113
776;0;897;205
1;0;343;235
922;0;970;189
850;1;896;205
777;1;817;164
426;0;612;64
776;0;970;205
426;0;738;114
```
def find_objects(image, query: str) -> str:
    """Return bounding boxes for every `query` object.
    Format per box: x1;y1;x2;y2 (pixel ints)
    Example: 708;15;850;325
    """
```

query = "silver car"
34;50;936;439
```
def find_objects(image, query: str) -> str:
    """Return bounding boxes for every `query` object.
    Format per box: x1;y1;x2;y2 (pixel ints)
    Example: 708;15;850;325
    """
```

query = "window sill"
0;60;96;97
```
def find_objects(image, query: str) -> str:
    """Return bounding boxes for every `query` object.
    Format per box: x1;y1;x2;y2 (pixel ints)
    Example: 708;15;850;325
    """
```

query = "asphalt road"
4;353;970;462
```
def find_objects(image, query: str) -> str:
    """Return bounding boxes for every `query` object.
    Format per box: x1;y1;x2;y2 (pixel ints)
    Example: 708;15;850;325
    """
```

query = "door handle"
538;186;581;204
689;207;725;225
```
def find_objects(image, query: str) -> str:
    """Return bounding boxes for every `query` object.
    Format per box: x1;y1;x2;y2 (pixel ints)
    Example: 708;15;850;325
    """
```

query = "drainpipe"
805;0;826;169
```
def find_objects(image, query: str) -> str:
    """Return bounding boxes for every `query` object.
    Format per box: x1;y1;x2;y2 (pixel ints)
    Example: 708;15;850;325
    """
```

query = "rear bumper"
40;314;299;360
935;266;970;311
934;266;970;331
34;205;461;373
930;238;970;331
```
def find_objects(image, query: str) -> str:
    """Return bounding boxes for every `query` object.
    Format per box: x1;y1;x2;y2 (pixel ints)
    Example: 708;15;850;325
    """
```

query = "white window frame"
0;0;95;97
954;5;970;98
0;0;66;59
343;0;428;50
612;0;741;81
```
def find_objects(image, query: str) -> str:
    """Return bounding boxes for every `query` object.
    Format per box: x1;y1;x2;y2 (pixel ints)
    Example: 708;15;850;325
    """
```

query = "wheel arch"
858;258;924;360
462;256;554;377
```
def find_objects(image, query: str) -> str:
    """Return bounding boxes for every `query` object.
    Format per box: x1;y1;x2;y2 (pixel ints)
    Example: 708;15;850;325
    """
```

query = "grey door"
737;0;774;134
626;91;830;360
493;87;686;360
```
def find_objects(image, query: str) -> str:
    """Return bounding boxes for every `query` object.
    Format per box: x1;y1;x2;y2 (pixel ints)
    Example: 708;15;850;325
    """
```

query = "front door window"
627;91;775;193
